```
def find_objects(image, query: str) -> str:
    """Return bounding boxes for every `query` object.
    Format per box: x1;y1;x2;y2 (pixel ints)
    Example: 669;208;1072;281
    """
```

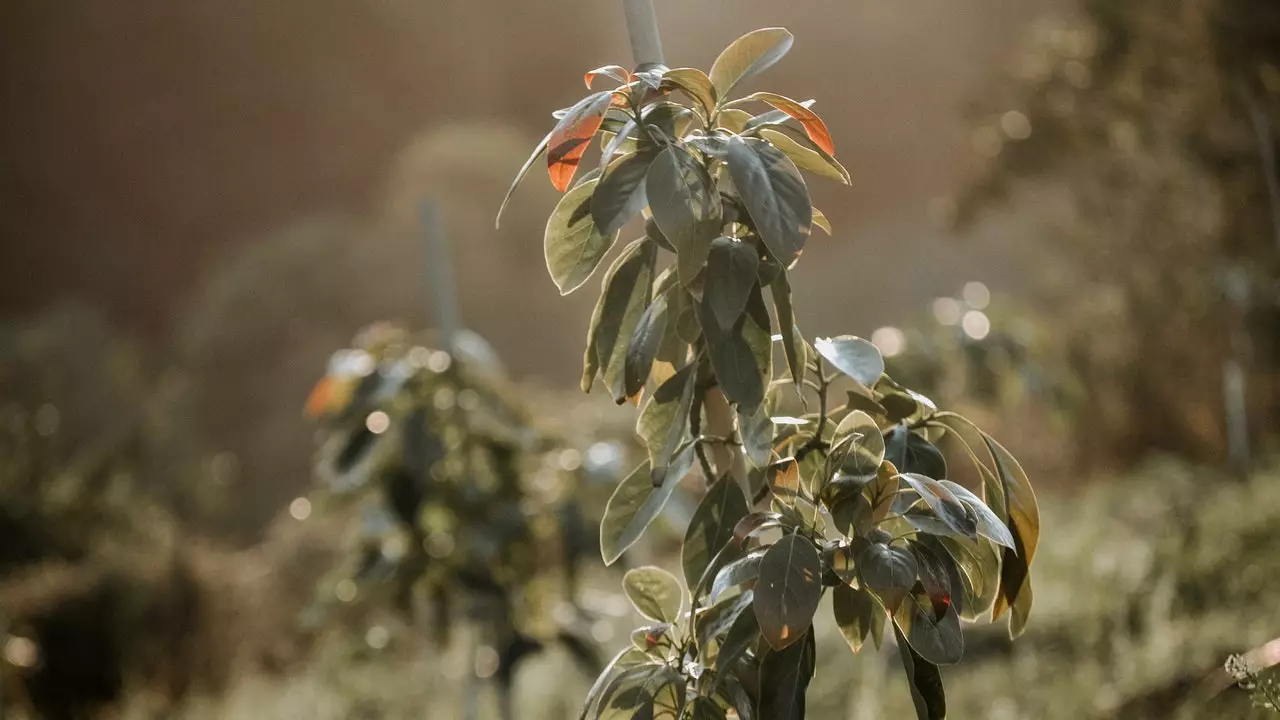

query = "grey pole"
420;199;462;353
622;0;665;67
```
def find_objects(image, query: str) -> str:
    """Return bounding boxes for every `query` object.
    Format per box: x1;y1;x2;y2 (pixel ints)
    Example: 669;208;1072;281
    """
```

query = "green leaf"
713;603;760;681
814;335;883;386
496;127;552;228
833;583;877;655
699;309;765;411
647;145;722;287
938;480;1015;550
582;239;651;392
660;67;718;116
548;90;617;191
758;127;850;185
895;552;964;666
885;424;948;480
624;290;670;399
859;542;917;612
769;271;805;390
576;647;649;720
737;403;773;469
725;136;812;267
623;566;683;622
731;91;835;155
742;98;816;135
866;461;899;525
688;696;728;720
592;150;656;235
711;550;765;602
935;535;1001;621
900;473;978;540
894;624;947;720
753;534;823;650
544;178;617;295
811;207;832;235
704;237;760;331
830;410;885;477
600;450;696;565
756;630;815;720
683;474;752;591
592;240;657;404
980;434;1039;638
697;589;754;650
709;27;795;100
636;363;697;485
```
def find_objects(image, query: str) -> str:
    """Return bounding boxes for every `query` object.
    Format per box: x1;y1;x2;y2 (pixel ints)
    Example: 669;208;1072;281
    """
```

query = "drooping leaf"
697;589;755;650
660;67;718;115
683;474;752;591
623;290;670;400
894;587;964;667
599;116;639;171
769;271;805;390
545;178;616;295
582;239;652;392
704;237;760;331
741;99;817;135
741;286;775;413
600;449;696;564
894;625;947;720
639;101;696;144
709;27;795;100
884;424;948;480
734;92;835;154
548;90;617;191
833;583;877;654
938;481;1015;550
737;403;773;469
577;647;649;720
866;461;899;525
711;550;766;602
981;434;1039;638
811;207;832;235
900;473;978;540
496;127;553;228
713;603;760;681
859;542;918;612
753;534;823;650
636;363;698;485
592;240;657;403
935;535;1001;621
758;127;850;185
647;145;722;286
732;511;785;546
755;631;815;720
698;307;765;411
725;135;812;267
623;566;684;622
814;335;883;387
593;150;656;235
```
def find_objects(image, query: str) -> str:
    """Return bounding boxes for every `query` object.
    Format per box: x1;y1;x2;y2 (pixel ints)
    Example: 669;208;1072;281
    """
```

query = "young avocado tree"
498;23;1042;720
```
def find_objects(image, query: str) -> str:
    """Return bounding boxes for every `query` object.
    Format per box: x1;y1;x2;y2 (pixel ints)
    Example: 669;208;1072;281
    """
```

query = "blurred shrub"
955;0;1280;467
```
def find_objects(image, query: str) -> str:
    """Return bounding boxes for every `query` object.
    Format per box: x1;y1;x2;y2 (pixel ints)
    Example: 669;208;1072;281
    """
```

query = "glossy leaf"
593;150;655;235
884;424;949;480
585;64;629;88
647;145;722;287
982;434;1039;638
623;290;670;400
811;207;832;235
623;566;683;622
661;67;718;115
577;648;649;720
600;449;696;565
711;550;765;602
709;27;795;100
814;335;884;386
866;461;899;525
900;473;978;540
713;603;760;680
735;92;835;155
938;480;1015;550
599;116;639;171
594;240;657;403
738;402;773;469
549;91;617;191
756;631;815;720
936;535;1001;620
545;178;616;295
636;363;697;485
688;696;728;720
716;108;753;133
683;474;752;591
859;542;917;612
704;237;760;331
833;582;877;654
830;410;885;477
753;534;823;650
758;127;850;185
732;511;785;545
698;304;765;411
769;271;805;390
725;136;812;267
742;99;816;135
895;625;947;720
767;457;802;504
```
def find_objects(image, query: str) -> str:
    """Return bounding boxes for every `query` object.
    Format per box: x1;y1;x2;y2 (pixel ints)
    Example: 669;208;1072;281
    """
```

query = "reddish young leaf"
547;91;623;192
739;92;836;155
584;64;630;88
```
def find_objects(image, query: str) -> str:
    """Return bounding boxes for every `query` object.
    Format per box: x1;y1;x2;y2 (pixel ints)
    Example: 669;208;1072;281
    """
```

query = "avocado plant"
499;27;1042;720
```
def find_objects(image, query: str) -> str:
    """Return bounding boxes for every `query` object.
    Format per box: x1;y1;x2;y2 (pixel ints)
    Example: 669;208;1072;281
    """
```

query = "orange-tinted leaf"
548;91;622;192
585;64;630;88
737;92;835;154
